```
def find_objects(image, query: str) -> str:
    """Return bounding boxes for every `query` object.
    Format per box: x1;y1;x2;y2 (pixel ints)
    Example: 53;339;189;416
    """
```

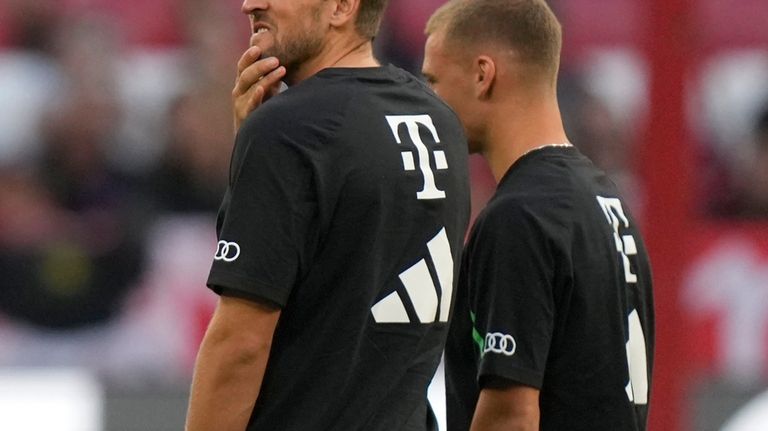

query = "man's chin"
250;34;275;57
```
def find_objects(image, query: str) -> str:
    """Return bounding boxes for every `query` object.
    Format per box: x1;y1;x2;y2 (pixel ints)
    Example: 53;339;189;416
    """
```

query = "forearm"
470;411;538;431
185;332;271;431
186;332;271;431
470;386;540;431
186;296;280;431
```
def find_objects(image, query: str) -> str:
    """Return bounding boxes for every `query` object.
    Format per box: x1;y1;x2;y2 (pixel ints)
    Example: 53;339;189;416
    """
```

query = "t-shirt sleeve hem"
207;270;289;308
478;364;544;390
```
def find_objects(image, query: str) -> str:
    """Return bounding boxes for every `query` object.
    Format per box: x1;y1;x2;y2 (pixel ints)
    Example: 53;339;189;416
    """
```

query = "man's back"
446;147;653;431
209;65;470;430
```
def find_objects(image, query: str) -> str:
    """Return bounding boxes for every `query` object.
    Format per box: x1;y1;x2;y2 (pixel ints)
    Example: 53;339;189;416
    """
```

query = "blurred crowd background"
0;0;767;430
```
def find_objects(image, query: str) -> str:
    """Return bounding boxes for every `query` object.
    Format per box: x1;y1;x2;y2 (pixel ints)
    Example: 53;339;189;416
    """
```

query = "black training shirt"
446;146;654;431
208;65;470;431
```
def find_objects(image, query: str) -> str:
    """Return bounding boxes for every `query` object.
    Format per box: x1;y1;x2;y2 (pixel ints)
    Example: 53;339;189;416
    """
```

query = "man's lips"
250;23;272;47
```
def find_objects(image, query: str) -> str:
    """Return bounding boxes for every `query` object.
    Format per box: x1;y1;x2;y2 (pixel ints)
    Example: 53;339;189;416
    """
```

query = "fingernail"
267;57;279;66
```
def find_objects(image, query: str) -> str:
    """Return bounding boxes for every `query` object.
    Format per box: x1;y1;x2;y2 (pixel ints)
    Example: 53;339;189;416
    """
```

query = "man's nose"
241;0;268;15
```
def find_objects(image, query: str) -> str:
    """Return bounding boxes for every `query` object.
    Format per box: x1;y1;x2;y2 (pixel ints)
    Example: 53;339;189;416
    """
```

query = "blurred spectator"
146;91;231;213
715;103;768;218
0;0;59;52
0;15;146;329
0;50;59;165
142;0;244;213
181;0;248;84
0;0;62;166
559;71;641;211
695;51;768;218
0;169;144;329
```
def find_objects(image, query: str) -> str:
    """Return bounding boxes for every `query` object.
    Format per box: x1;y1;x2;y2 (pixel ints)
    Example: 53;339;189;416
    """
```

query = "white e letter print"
596;196;649;405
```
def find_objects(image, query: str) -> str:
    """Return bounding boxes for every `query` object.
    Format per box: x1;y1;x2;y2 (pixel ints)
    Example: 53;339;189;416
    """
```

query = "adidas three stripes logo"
371;228;454;324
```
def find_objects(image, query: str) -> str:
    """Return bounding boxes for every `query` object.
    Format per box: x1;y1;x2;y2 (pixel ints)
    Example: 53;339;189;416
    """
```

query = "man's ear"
475;55;496;100
329;0;360;29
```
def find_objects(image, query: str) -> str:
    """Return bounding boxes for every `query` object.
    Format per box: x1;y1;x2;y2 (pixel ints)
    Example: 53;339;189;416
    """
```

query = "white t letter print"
386;115;448;200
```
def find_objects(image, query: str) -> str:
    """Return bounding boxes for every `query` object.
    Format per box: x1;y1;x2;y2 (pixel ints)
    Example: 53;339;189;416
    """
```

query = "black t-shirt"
207;65;470;431
445;146;654;431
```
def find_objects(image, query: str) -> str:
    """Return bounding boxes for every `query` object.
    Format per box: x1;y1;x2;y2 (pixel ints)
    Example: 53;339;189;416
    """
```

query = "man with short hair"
422;1;654;430
185;1;470;430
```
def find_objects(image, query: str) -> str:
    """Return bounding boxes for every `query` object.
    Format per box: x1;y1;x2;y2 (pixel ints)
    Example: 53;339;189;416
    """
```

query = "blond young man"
422;1;654;430
186;1;471;430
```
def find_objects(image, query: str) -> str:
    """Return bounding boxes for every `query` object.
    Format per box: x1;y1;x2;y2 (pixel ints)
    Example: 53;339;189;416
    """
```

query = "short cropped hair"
426;0;562;76
357;0;390;39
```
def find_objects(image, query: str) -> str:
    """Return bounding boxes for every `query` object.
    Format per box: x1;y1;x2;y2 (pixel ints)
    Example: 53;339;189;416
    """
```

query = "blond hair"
426;0;562;76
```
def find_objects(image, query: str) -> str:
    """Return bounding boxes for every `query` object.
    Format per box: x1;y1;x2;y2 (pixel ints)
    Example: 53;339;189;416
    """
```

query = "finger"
257;66;287;94
233;85;264;132
245;67;286;111
234;86;264;133
236;46;262;76
234;57;281;96
246;86;267;112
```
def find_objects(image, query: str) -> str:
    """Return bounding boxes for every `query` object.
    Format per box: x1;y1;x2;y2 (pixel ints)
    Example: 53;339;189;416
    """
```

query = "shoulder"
383;66;463;123
470;192;553;251
496;149;617;218
242;80;347;131
473;163;586;244
236;80;350;156
482;182;570;229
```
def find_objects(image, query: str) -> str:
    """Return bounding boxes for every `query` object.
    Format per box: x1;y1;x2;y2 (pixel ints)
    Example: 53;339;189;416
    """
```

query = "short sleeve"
206;116;319;307
467;199;558;389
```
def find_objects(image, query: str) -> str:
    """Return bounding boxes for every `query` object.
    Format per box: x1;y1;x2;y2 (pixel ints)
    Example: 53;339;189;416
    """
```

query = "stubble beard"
266;7;325;83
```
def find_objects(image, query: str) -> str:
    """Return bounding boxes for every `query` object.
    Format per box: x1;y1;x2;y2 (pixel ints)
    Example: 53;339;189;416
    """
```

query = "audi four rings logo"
215;241;241;262
484;332;517;356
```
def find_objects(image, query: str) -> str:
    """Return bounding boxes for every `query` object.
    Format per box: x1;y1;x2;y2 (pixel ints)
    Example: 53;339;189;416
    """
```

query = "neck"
481;90;569;182
289;35;379;84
